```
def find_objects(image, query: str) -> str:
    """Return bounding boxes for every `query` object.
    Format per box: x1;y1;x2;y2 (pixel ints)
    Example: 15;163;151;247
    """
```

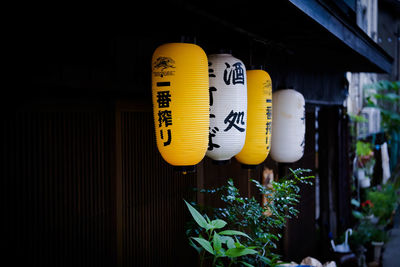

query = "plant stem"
200;251;205;267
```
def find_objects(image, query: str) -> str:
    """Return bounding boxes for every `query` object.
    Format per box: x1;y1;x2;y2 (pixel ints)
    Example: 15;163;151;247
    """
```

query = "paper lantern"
270;89;305;163
151;43;209;170
235;69;272;167
206;53;247;163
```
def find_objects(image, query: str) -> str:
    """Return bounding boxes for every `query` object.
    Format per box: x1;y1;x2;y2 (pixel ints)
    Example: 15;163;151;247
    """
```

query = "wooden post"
196;161;205;205
115;102;123;267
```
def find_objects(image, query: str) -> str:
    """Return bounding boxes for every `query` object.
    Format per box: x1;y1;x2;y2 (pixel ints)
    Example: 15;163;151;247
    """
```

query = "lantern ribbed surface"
270;89;305;163
206;53;247;162
235;70;272;166
151;43;209;166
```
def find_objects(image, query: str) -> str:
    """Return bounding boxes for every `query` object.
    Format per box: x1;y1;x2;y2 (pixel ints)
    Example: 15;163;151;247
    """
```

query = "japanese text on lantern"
223;62;245;133
300;106;305;152
223;62;245;85
208;62;218;150
224;110;245;132
266;99;272;149
156;82;173;146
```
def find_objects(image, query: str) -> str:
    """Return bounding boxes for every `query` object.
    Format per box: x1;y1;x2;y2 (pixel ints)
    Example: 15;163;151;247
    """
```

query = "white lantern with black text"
206;53;247;163
270;89;305;163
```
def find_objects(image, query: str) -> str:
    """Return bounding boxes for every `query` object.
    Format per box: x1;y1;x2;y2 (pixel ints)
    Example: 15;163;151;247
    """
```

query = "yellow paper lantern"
235;69;272;167
151;43;209;170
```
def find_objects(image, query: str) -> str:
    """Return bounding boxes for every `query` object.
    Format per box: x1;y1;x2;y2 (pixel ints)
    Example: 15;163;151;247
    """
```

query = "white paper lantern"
270;89;305;163
206;53;247;162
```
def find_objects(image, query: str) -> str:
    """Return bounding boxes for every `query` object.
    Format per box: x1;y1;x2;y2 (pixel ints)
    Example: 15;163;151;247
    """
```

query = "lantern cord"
183;3;293;55
247;169;251;198
249;38;253;68
180;35;197;44
174;165;196;173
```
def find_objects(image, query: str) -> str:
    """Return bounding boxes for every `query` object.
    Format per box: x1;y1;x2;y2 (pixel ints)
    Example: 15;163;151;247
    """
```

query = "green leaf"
220;235;236;249
234;241;245;248
227;237;236;249
189;238;202;254
210;219;227;229
356;141;372;156
352;210;364;219
225;248;258;258
240;261;255;267
381;109;400;121
219;230;252;240
374;93;400;102
213;232;222;252
184;200;208;229
192;237;214;255
351;198;360;207
205;214;211;224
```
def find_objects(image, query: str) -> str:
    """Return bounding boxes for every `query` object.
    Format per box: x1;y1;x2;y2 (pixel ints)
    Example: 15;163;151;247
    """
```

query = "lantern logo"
263;80;272;95
153;57;175;70
153;57;176;77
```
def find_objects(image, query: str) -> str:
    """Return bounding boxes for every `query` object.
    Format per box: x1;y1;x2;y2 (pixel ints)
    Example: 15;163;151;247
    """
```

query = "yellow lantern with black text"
235;69;272;167
151;43;209;171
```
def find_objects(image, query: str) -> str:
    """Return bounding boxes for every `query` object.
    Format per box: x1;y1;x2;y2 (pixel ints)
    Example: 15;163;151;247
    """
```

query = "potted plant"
349;182;399;264
186;168;314;266
184;200;260;266
367;184;399;227
361;200;379;224
370;228;388;263
356;141;375;188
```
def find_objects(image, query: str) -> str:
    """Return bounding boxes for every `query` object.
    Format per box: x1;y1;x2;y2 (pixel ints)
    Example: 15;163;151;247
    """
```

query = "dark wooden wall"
117;104;197;266
1;104;117;266
1;101;198;266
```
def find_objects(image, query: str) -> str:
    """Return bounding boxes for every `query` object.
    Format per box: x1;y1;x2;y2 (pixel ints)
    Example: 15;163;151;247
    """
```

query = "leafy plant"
348;219;389;250
356;141;375;170
364;80;400;134
350;182;399;251
370;227;388;243
184;200;259;267
187;168;314;266
349;114;368;123
356;141;373;157
367;184;399;226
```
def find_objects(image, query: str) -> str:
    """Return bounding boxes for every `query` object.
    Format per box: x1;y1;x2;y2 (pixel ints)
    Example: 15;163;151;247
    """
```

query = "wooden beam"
289;0;393;73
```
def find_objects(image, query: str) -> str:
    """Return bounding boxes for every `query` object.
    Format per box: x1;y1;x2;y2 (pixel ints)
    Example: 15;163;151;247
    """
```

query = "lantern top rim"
208;53;233;57
276;85;295;90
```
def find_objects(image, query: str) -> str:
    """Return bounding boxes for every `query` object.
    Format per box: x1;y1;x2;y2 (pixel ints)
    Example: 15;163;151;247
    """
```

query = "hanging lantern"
206;53;247;163
235;69;272;167
151;43;209;171
270;89;305;163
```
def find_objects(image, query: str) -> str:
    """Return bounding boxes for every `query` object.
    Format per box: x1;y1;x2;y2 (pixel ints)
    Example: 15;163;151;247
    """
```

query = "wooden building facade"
2;1;393;266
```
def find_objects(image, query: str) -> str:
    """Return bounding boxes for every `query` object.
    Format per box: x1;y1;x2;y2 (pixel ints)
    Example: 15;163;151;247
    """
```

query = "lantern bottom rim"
173;165;196;173
241;164;260;169
212;159;230;165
